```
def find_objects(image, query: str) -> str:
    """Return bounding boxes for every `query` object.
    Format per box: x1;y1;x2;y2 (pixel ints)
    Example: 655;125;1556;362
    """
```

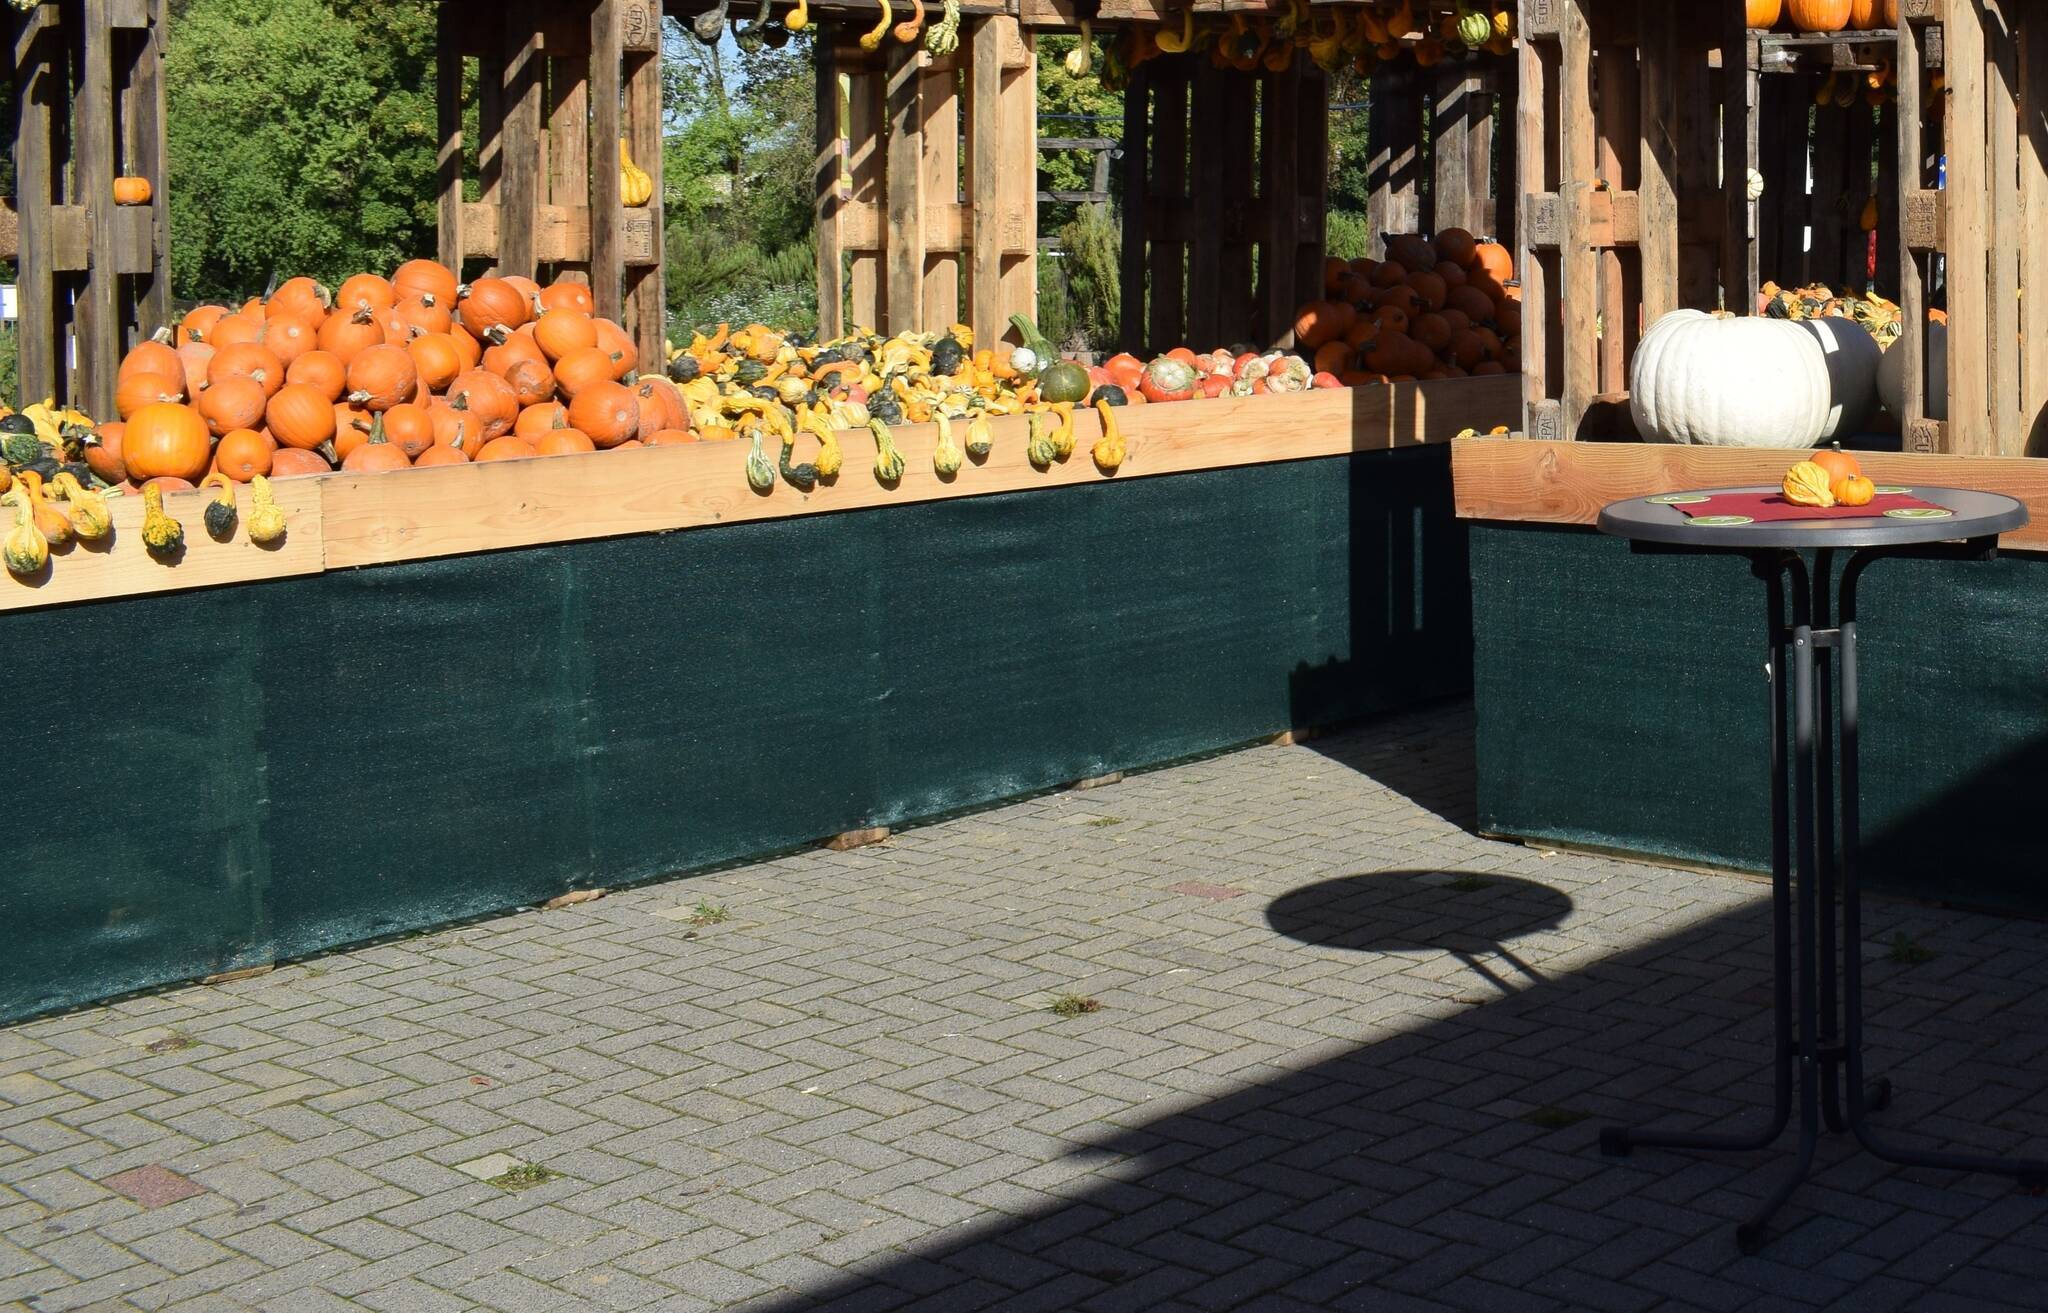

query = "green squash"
2;432;46;468
1037;361;1091;404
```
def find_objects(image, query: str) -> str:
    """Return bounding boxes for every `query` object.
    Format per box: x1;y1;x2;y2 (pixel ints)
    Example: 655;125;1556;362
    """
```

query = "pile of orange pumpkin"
105;262;686;489
1747;0;1896;33
1289;228;1521;385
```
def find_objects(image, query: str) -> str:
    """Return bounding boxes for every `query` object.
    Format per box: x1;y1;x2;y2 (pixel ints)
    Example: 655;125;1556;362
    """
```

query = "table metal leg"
1836;552;2048;1190
1812;550;1846;1134
1599;552;1795;1163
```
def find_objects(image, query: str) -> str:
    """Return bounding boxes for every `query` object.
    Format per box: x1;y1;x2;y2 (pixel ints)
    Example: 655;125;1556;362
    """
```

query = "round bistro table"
1594;485;2040;1253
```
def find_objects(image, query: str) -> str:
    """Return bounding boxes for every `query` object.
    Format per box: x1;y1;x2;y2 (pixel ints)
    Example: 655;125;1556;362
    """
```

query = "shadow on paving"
741;867;2048;1313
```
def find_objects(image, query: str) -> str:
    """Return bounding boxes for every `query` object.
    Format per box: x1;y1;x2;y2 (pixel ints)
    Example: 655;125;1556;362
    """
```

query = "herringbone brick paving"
3;700;2046;1311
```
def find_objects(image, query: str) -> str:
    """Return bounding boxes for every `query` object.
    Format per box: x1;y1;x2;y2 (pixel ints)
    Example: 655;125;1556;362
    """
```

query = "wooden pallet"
1751;65;1900;301
1363;54;1516;252
814;18;1038;346
434;0;665;372
1115;50;1327;354
4;0;169;418
1517;0;1748;441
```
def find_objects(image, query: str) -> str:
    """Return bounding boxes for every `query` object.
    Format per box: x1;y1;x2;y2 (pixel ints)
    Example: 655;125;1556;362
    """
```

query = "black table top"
1597;486;2029;551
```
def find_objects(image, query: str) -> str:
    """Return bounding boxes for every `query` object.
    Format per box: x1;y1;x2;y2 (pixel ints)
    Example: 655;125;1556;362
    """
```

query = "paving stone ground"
4;699;2048;1312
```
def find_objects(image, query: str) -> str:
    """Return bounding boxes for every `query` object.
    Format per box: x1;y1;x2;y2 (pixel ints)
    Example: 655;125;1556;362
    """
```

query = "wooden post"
1118;61;1149;353
1636;0;1679;328
1367;65;1422;245
549;48;592;285
1984;0;2022;456
1149;59;1187;351
130;0;169;336
1946;0;1990;454
436;4;465;271
623;13;663;371
1895;13;1930;451
77;0;120;420
1557;0;1597;438
499;1;543;280
1517;5;1553;438
14;6;57;406
817;32;846;341
918;51;960;330
883;42;924;337
967;17;1001;349
2022;6;2048;454
588;0;623;324
1185;62;1226;349
1259;57;1300;348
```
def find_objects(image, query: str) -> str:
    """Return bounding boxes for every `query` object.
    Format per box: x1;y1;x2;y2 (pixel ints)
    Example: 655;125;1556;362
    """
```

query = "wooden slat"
1259;57;1300;349
1451;436;2048;555
1148;60;1188;351
2023;6;2048;454
883;42;924;336
1593;43;1636;396
76;0;121;420
498;0;543;278
548;52;591;279
622;30;664;370
458;201;655;265
1518;23;1553;438
1184;62;1226;349
1946;0;1990;453
436;4;466;269
993;25;1036;343
1494;55;1518;252
1294;61;1328;315
0;478;327;614
1874;99;1901;295
1557;0;1597;438
1431;65;1478;235
836;200;1029;254
919;54;961;329
816;33;847;341
1117;61;1149;353
847;58;882;329
587;0;624;322
319;377;1521;571
14;6;56;405
1985;1;2022;455
1217;69;1255;345
1367;65;1422;243
1808;100;1848;284
477;43;505;211
1637;0;1679;324
966;19;1000;348
1895;15;1929;446
131;0;169;336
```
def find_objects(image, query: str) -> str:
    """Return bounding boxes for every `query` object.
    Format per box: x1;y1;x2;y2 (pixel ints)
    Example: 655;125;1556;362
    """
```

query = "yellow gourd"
1859;195;1880;232
1091;400;1126;474
1064;18;1093;76
861;0;891;49
141;482;185;554
785;0;808;30
1155;7;1193;53
2;485;47;577
619;139;653;207
247;475;288;545
932;412;963;477
1048;402;1076;460
14;471;71;548
1782;460;1837;508
48;472;110;541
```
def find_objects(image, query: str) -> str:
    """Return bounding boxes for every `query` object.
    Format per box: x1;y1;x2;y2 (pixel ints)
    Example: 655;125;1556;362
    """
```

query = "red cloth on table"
1671;491;1944;523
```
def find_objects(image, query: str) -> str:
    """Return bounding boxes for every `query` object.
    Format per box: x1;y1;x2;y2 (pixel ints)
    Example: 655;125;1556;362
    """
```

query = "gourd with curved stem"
692;0;727;43
1064;19;1094;76
745;428;776;492
619;139;654;207
200;472;239;540
1156;7;1193;53
1782;460;1836;508
141;482;184;556
785;0;808;31
965;410;992;461
735;0;773;49
892;0;924;43
14;471;71;548
3;485;46;577
1027;407;1057;468
801;408;843;480
926;0;961;54
869;418;904;483
932;412;963;477
247;476;287;545
1047;402;1076;460
1091;399;1126;473
779;431;818;490
48;472;110;541
860;0;891;49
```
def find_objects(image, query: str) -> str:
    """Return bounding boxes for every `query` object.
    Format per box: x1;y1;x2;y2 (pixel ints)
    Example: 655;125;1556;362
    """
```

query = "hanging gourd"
620;139;654;207
2;485;46;577
47;472;110;541
1064;18;1094;76
784;0;808;31
140;482;184;556
926;0;961;54
860;0;891;49
200;473;239;540
1155;7;1193;53
692;0;727;43
1454;5;1492;48
247;475;288;545
892;0;925;43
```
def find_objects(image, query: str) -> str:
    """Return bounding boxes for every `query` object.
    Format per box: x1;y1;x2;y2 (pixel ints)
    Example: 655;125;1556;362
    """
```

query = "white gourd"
1877;320;1948;422
1799;317;1881;440
1629;310;1831;447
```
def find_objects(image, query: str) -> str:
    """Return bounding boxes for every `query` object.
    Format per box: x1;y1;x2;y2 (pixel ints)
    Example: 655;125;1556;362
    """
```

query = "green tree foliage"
164;0;441;303
1034;35;1123;235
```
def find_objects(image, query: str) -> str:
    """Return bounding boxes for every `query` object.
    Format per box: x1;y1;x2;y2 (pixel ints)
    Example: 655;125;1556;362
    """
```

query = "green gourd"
1027;409;1057;468
745;430;776;492
1455;5;1492;46
932;413;962;477
2;485;46;577
201;473;239;540
869;418;904;483
1037;361;1091;405
2;431;46;469
965;411;992;460
779;433;818;490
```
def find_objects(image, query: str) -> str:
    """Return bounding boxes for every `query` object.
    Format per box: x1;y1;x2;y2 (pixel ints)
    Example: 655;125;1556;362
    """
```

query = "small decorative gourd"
14;471;72;548
965;411;992;461
1091;399;1126;474
745;429;775;492
247;475;287;545
1833;474;1876;507
1782;460;1837;508
1047;402;1076;460
1027;408;1057;468
808;413;843;480
619;139;654;208
932;413;962;477
1062;17;1092;74
869;418;904;483
48;472;110;541
778;432;817;491
1454;5;1492;47
2;485;47;577
860;0;891;49
926;0;961;53
200;472;239;539
140;482;185;555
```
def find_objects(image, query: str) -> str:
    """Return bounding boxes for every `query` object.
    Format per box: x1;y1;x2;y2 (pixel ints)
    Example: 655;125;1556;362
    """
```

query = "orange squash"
116;370;185;419
566;381;640;448
392;259;460;307
124;402;214;483
214;428;276;482
269;446;334;478
1787;0;1850;31
266;383;338;451
286;349;347;402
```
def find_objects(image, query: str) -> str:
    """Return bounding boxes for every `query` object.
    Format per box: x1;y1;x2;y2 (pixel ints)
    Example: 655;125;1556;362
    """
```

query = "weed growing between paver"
1049;994;1103;1018
486;1163;564;1191
1888;931;1936;964
686;900;731;926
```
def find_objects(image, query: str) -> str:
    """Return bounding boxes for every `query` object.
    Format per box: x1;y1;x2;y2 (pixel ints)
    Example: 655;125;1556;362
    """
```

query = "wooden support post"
1432;65;1481;235
917;51;960;330
1558;0;1597;438
549;49;592;284
130;0;169;336
966;17;1001;349
1593;42;1637;394
1149;60;1187;351
1217;72;1255;345
1367;66;1422;245
13;7;55;406
1637;0;1679;327
1985;0;2022;456
847;51;881;330
1294;62;1328;314
817;32;846;341
994;22;1035;345
1895;14;1930;450
883;42;924;337
436;3;465;271
1185;62;1226;350
623;20;663;372
1517;12;1553;439
588;0;623;324
1118;61;1149;353
2022;7;2048;454
1729;26;1758;312
1260;58;1300;349
77;0;120;420
1946;0;1990;453
498;1;542;280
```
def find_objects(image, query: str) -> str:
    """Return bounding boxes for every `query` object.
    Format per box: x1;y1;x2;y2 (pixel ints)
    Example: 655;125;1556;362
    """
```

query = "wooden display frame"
1451;436;2048;554
1;376;1519;613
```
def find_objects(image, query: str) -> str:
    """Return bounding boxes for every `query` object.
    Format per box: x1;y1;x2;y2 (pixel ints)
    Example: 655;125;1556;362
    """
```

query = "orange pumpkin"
207;313;264;349
317;308;384;365
428;400;483;453
446;369;520;438
286;349;347;402
208;342;285;397
566;381;640;448
339;415;412;472
483;328;548;379
1848;0;1894;28
514;401;572;438
268;277;332;323
553;347;621;399
392;259;460;307
538;280;596;316
334;273;396;317
474;436;538;462
266;383;338;451
176;342;215;398
1833;473;1876;506
345;343;419;411
1748;0;1784;26
124;402;213;483
116;371;185;419
1292;301;1357;349
458;277;533;341
501;359;557;409
393;295;452;338
260;314;320;367
1788;0;1851;30
412;441;470;467
112;176;153;206
408;333;464;393
1811;446;1862;483
645;429;699;446
119;337;182;385
178;305;228;346
198;376;268;436
591;319;639;378
534;311;599;362
1472;242;1514;286
535;428;597;456
633;377;688;439
214;428;276;482
269;447;334;478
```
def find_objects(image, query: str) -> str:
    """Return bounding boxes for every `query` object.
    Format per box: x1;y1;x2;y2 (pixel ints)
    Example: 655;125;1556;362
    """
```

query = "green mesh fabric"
1473;524;2048;914
2;447;1472;1022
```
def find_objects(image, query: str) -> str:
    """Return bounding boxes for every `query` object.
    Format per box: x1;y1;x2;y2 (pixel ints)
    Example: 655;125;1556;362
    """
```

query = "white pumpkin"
1800;317;1882;439
1630;310;1831;447
1877;320;1948;422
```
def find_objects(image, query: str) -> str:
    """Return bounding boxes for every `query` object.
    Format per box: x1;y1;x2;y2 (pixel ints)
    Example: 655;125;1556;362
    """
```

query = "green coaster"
1649;493;1710;505
1884;507;1954;520
1691;515;1755;527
